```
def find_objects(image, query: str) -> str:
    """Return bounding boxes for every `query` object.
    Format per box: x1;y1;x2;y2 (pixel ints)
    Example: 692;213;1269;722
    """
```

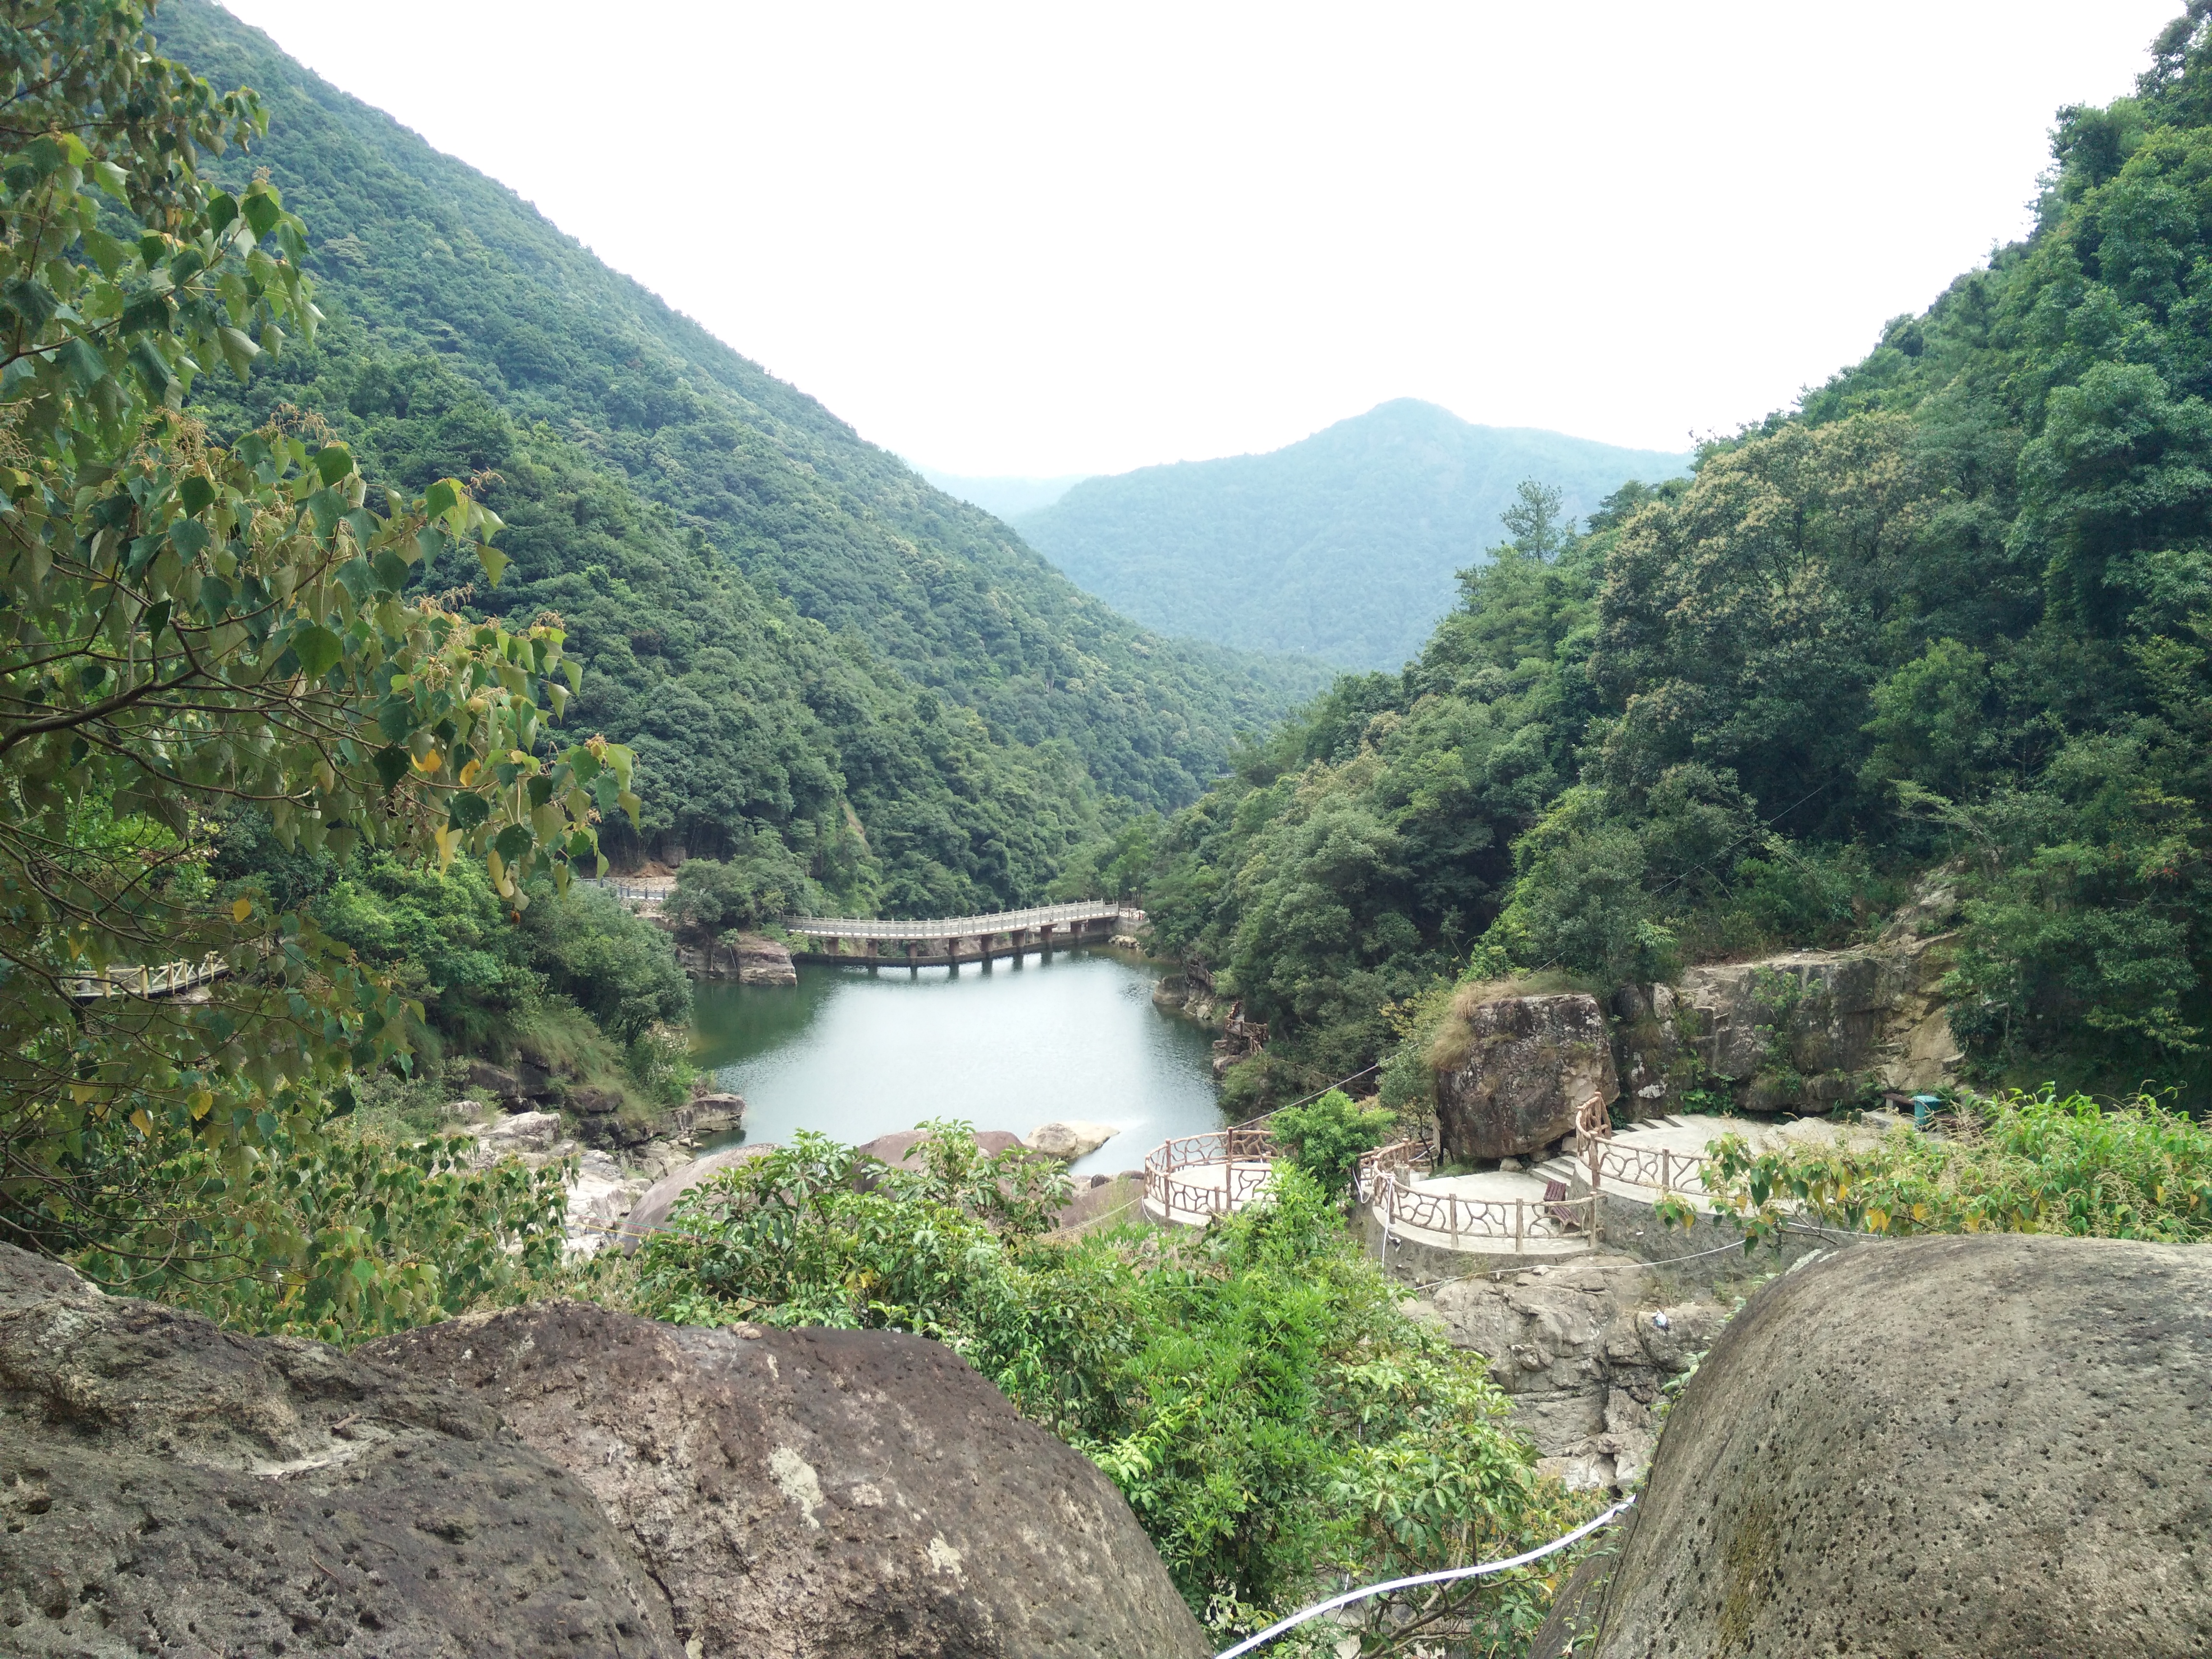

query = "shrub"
1688;1089;2212;1249
1269;1089;1396;1198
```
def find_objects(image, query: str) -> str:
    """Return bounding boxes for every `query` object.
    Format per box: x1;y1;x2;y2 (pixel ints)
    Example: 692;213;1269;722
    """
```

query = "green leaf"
207;192;240;234
144;599;172;645
120;292;171;336
493;823;534;863
372;745;409;792
477;544;509;588
58;336;107;392
293;623;342;681
422;480;459;517
306;488;345;541
216;325;259;379
315;445;354;486
242;188;282;239
376;697;416;743
169;517;209;560
447;793;490;830
371;548;409;594
179;475;216;516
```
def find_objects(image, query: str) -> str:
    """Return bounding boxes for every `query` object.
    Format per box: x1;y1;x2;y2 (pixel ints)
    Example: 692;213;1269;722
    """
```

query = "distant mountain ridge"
916;469;1092;520
1014;401;1690;669
151;0;1330;913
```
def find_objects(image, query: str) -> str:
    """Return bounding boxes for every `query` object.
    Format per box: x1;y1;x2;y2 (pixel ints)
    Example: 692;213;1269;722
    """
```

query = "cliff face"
1613;934;1962;1117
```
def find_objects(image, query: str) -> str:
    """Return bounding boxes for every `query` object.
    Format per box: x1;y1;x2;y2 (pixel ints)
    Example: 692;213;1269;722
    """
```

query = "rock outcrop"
1434;992;1619;1160
688;1090;746;1134
1613;934;1962;1114
1551;1235;2212;1657
1024;1120;1119;1161
677;933;798;985
367;1301;1212;1659
1418;1257;1730;1491
0;1245;678;1656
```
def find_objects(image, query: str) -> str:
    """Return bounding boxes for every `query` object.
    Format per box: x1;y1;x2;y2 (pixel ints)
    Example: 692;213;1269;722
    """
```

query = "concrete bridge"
783;901;1143;969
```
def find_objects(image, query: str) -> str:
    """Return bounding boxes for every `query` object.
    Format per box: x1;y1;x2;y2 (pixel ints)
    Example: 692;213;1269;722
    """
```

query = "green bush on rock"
630;1125;1587;1648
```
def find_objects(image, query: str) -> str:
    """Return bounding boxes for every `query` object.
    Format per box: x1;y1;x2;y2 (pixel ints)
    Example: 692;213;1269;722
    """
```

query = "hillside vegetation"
155;0;1327;916
1145;14;2212;1110
1015;399;1687;669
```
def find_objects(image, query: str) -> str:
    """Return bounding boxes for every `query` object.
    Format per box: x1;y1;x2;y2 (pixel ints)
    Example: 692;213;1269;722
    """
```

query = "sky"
216;0;2183;478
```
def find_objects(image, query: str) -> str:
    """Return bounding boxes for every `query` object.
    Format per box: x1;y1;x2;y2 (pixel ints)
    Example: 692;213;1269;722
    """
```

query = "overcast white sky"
215;0;2181;477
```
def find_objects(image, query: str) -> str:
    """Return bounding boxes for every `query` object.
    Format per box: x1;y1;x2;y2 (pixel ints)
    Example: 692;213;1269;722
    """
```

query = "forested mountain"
154;0;1325;915
1148;12;2212;1109
1014;400;1688;669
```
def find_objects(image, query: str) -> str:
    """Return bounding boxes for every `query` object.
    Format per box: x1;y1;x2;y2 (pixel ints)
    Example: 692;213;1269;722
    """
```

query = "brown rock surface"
0;1245;676;1657
366;1301;1211;1659
1551;1235;2212;1658
1434;992;1619;1160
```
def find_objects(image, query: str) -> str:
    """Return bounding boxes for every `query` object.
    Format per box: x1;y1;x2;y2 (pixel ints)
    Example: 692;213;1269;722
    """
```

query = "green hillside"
152;0;1325;914
1014;399;1688;669
1147;15;2212;1109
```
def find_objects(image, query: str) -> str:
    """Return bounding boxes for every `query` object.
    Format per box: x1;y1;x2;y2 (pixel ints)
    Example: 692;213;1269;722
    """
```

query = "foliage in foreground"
69;1120;572;1342
629;1127;1590;1653
1684;1090;2212;1248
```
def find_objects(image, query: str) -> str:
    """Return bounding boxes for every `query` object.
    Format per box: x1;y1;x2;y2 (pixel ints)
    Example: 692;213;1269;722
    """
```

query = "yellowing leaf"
231;896;253;922
130;1107;153;1135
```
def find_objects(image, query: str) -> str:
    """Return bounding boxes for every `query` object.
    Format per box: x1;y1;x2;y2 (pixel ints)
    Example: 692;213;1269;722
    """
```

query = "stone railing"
1356;1137;1598;1252
1143;1126;1280;1220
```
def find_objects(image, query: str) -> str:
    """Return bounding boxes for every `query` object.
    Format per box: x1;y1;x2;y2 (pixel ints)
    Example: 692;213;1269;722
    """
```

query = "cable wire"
1212;1496;1637;1659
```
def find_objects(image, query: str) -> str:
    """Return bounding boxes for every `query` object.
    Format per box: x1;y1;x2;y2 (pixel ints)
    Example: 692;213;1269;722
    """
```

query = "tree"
0;1;630;1261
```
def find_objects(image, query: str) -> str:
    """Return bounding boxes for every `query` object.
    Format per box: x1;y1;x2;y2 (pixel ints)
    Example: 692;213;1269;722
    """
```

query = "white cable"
1212;1496;1636;1659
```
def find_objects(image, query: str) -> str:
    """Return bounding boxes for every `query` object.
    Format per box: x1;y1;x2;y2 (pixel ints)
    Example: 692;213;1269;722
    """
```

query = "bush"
1268;1089;1396;1198
70;1122;573;1344
1686;1089;2212;1249
630;1127;1588;1642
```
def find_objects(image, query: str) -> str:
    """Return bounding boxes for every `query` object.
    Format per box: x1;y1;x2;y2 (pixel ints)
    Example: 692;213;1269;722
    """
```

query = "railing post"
1449;1196;1460;1252
1515;1197;1524;1254
1662;1148;1672;1192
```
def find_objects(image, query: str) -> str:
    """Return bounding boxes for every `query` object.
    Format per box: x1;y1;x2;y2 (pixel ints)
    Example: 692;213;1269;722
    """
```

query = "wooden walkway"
785;901;1142;965
67;952;228;1001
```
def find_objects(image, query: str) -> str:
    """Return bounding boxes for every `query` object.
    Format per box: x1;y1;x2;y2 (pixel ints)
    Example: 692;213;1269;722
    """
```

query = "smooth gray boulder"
1433;992;1618;1160
0;1245;676;1656
368;1300;1211;1659
1024;1120;1120;1161
1550;1235;2212;1658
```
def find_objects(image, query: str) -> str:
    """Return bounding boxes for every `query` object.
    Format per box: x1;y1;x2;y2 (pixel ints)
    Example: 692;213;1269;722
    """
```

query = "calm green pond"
690;949;1225;1178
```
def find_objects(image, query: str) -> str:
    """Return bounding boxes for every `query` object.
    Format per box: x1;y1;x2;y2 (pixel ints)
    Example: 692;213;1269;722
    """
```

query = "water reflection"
690;950;1223;1178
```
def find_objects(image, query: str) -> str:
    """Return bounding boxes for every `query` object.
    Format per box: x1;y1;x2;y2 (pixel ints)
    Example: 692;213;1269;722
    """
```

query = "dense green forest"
1146;19;2212;1110
1015;399;1687;669
152;0;1326;918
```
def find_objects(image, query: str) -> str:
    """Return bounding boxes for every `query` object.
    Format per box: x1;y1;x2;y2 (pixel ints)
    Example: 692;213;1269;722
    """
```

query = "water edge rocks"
1024;1121;1120;1161
365;1300;1213;1659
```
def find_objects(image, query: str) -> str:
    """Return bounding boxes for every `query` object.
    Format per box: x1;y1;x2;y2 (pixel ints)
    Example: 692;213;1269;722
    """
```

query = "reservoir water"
690;949;1225;1179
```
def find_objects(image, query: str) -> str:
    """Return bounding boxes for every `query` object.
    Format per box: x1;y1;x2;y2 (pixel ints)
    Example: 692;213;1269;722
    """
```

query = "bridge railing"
782;901;1142;941
1587;1136;1710;1194
68;952;228;1000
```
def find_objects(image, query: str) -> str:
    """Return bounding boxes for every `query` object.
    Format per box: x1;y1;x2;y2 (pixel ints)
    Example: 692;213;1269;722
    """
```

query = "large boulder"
367;1301;1212;1659
0;1245;677;1656
855;1127;1027;1169
731;933;798;986
1553;1235;2212;1657
1434;992;1618;1160
1024;1120;1120;1161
